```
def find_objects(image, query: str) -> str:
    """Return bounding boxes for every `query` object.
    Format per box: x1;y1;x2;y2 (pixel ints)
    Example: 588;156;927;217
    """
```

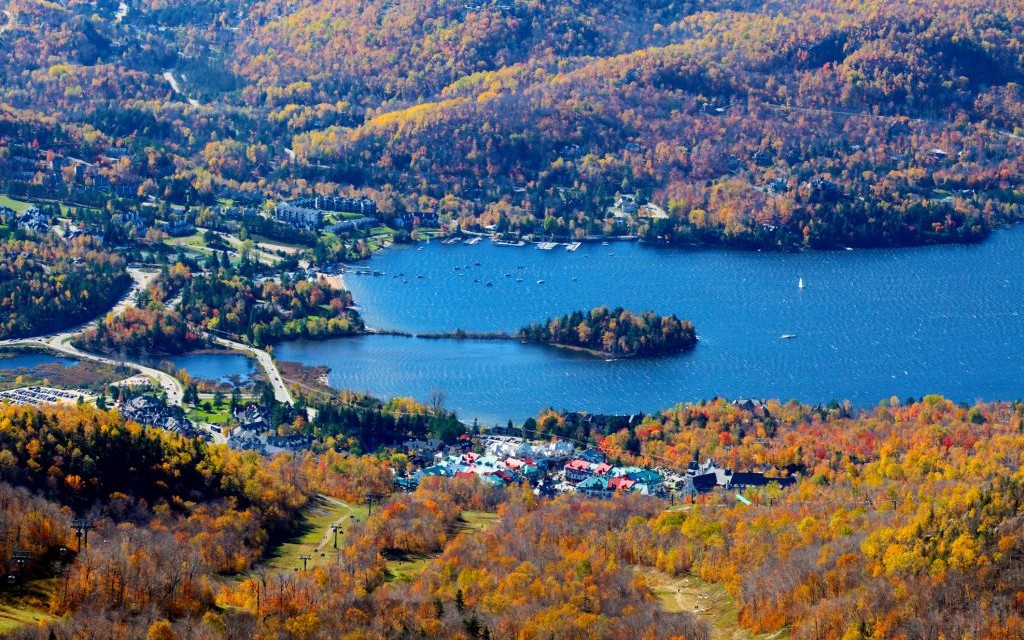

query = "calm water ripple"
272;229;1024;423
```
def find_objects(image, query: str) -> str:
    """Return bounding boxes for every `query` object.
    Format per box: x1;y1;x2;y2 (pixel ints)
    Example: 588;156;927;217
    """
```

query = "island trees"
519;306;697;357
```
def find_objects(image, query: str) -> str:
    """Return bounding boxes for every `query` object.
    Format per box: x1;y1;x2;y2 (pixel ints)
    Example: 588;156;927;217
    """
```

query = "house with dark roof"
403;439;444;462
728;472;797;489
577;476;614;499
691;473;719;493
234;404;272;432
266;433;314;451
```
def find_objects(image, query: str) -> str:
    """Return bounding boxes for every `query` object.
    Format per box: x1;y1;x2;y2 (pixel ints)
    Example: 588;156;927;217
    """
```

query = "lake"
275;229;1024;424
155;353;257;384
0;351;78;377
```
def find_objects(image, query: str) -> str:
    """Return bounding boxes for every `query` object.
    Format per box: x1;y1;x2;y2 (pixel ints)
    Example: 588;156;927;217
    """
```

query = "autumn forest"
0;0;1022;249
1;0;1023;638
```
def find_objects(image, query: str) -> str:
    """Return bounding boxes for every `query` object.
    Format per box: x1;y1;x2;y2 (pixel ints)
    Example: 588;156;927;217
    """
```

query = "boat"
565;242;581;252
601;241;610;246
516;278;523;282
486;281;493;287
798;277;805;289
465;237;482;245
781;334;797;340
536;279;545;284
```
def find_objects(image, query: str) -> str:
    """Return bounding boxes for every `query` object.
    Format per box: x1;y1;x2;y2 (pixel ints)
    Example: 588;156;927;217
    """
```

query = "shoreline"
359;329;691;360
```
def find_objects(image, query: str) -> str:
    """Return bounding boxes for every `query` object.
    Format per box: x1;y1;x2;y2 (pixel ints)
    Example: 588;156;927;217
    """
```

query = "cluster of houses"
396;435;579;492
394;430;800;502
0;206;50;233
560;449;666;498
398;443;538;491
119;394;206;439
226;404;313;454
291;195;378;217
609;194;668;222
156;216;195;237
272;196;378;232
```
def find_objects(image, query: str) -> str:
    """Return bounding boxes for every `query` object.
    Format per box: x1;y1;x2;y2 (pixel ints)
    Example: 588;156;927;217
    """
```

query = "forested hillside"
1;0;1022;248
0;236;130;339
1;398;1023;638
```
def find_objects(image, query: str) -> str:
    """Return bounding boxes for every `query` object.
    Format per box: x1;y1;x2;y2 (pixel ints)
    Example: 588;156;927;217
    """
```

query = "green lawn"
0;195;33;213
261;496;367;573
458;510;500;534
167;231;207;248
187;404;233;424
384;551;434;583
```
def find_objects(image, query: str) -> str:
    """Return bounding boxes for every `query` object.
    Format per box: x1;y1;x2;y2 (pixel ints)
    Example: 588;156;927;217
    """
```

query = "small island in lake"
518;307;697;358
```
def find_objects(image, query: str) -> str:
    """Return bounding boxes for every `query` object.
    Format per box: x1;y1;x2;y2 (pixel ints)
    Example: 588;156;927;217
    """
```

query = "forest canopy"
519;306;697;357
1;0;1023;249
0;236;130;339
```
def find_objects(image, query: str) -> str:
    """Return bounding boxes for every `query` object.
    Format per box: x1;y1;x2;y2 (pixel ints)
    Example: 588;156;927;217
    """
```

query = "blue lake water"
276;229;1024;424
156;353;257;384
0;352;78;377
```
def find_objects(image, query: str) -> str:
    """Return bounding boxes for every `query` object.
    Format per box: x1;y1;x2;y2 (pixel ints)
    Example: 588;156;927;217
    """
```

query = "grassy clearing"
187;405;232;424
166;231;207;249
384;551;434;583
260;496;367;573
0;195;33;213
0;579;60;634
638;567;789;640
458;510;500;533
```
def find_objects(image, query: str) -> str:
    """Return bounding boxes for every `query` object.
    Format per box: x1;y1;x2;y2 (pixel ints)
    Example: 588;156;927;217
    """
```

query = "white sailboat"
798;277;805;290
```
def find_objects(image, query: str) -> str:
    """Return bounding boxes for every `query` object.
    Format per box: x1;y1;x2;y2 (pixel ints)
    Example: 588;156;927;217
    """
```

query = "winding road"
0;268;185;406
210;335;292;405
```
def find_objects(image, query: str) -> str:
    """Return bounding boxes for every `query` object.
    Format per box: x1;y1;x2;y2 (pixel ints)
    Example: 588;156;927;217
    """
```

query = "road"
0;268;185;406
210;335;293;405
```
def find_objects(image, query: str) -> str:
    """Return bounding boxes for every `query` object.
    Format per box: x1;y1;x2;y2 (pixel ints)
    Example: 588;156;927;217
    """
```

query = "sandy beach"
319;272;346;290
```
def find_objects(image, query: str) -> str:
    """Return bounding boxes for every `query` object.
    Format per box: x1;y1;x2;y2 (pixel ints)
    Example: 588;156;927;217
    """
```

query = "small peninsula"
518;307;697;358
